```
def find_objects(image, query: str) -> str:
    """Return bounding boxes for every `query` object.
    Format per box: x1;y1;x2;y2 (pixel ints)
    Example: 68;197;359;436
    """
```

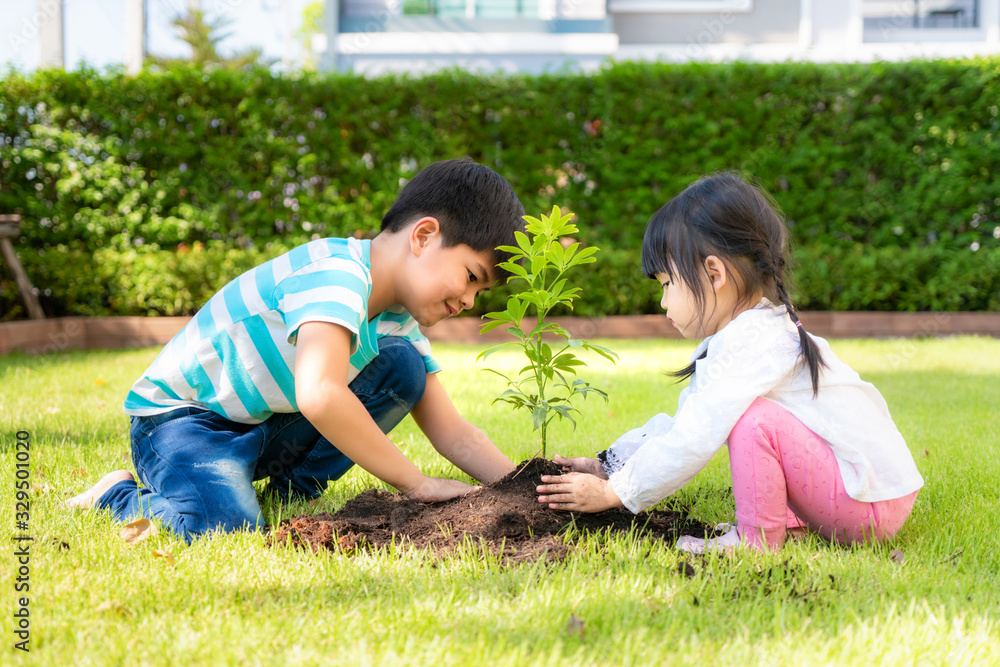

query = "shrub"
1;60;997;319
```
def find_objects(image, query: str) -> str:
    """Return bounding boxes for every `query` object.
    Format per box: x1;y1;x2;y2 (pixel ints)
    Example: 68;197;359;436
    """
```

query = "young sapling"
479;206;617;458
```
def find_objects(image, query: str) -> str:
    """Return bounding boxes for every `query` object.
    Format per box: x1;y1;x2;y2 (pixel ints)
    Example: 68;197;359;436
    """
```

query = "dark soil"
271;458;710;563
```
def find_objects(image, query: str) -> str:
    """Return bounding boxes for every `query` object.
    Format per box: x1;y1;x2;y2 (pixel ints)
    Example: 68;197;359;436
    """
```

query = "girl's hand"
537;473;622;513
553;454;608;480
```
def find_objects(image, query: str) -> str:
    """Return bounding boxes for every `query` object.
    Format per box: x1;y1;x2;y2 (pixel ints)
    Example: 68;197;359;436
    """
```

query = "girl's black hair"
641;172;828;397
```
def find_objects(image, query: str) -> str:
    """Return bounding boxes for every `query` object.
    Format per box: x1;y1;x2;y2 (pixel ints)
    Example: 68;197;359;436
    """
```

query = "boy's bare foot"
64;470;135;510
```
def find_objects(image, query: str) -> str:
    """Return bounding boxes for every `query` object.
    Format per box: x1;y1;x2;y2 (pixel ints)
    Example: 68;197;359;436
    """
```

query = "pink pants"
728;398;918;551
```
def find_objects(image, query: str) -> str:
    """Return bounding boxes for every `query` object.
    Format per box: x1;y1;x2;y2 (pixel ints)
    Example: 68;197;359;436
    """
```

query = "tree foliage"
146;10;277;70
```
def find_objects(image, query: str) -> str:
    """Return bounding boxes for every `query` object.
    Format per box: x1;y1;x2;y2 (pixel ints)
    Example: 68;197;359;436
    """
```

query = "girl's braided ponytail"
773;275;827;397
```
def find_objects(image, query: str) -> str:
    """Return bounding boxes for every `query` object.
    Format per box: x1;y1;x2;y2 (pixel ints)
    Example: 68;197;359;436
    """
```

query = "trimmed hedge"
1;60;998;320
5;242;996;321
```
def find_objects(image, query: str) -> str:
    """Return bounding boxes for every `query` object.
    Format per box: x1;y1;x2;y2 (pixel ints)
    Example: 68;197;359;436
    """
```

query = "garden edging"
2;312;999;356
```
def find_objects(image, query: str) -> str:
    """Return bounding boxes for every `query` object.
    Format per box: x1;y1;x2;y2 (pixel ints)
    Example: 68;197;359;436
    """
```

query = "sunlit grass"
1;336;998;665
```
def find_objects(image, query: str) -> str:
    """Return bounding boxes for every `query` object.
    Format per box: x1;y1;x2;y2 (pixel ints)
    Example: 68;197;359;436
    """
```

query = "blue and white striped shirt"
124;237;441;424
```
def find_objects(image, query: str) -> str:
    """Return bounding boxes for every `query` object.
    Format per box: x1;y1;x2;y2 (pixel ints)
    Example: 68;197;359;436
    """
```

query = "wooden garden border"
1;311;998;355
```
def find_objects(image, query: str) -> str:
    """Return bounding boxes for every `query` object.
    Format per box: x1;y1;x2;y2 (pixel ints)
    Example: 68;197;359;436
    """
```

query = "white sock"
675;526;742;554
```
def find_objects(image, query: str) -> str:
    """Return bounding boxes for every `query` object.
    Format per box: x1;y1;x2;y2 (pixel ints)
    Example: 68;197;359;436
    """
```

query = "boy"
66;158;524;543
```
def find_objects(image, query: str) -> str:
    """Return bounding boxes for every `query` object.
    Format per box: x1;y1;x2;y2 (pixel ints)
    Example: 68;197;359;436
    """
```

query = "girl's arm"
596;412;676;477
609;323;799;513
540;315;801;514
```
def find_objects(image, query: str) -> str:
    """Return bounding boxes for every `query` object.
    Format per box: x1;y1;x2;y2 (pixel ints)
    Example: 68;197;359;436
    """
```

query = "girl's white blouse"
606;298;925;513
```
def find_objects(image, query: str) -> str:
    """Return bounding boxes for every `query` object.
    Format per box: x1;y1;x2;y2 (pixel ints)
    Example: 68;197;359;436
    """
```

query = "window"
863;0;980;32
342;0;599;20
399;0;541;18
608;0;752;13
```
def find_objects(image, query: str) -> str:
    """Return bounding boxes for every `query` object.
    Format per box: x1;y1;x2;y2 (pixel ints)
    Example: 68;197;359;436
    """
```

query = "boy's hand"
402;474;481;504
536;473;622;513
553;454;608;479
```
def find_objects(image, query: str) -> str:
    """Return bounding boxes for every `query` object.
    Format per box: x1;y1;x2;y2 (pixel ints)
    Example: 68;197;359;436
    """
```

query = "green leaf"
529;256;545;277
477;342;515;360
531;405;548;431
479;319;509;334
551;403;576;419
504;262;529;279
481;368;515;383
531;235;548;255
517;364;537;376
481;311;512;322
493;396;531;410
582;342;619;363
568;246;599;266
552;355;587;371
529;322;569;340
510;297;528;323
590;387;610;401
514;230;532;252
494;388;532;408
548;278;568;302
551;405;578;429
548;239;565;266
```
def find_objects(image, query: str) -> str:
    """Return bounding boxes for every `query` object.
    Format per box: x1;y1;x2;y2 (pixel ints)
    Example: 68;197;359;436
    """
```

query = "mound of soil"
271;458;710;562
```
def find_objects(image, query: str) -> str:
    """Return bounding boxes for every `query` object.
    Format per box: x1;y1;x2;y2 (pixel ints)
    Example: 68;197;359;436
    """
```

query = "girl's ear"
409;216;441;257
704;255;728;293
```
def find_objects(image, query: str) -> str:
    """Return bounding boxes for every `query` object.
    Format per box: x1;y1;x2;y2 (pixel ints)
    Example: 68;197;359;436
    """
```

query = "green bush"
792;244;1000;312
1;60;998;319
3;241;993;321
2;241;292;318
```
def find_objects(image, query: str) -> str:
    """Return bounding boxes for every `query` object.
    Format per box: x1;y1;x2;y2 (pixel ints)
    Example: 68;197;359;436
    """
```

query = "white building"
319;0;1000;73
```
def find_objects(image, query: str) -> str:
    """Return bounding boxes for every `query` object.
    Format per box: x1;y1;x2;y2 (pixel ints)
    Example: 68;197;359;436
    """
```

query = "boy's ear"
409;216;441;257
704;255;728;293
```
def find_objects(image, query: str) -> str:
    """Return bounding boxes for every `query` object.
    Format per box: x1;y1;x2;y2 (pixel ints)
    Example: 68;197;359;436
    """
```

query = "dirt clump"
271;458;710;562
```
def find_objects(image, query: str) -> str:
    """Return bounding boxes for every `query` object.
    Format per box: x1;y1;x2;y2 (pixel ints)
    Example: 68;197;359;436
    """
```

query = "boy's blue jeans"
97;337;427;544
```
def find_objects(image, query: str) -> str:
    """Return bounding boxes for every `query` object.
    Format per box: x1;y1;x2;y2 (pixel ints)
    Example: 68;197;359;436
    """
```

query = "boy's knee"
375;337;427;408
219;509;267;534
177;480;265;541
191;507;265;542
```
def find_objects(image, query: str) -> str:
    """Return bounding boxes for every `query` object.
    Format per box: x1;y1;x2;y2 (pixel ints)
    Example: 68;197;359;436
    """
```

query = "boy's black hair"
641;171;828;397
381;157;525;282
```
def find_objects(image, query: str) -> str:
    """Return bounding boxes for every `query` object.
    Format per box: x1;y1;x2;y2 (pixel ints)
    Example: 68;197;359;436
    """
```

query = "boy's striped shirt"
123;237;441;424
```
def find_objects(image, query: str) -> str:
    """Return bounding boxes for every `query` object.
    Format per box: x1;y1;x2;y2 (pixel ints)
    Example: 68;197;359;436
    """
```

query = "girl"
536;173;923;553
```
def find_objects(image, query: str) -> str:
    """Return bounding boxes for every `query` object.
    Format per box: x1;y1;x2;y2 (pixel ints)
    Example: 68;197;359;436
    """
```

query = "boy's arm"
294;321;476;503
410;373;516;484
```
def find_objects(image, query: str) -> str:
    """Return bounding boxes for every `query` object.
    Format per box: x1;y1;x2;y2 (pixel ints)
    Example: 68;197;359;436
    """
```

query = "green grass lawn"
2;336;999;665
